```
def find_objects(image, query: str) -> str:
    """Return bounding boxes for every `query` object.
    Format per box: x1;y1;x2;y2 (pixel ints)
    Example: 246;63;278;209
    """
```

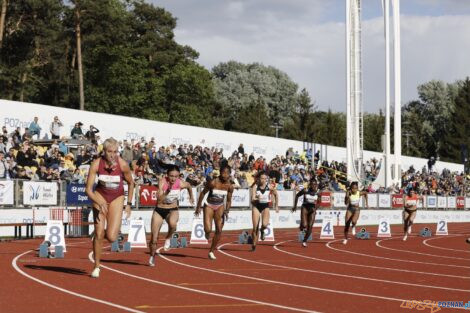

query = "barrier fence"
0;179;469;210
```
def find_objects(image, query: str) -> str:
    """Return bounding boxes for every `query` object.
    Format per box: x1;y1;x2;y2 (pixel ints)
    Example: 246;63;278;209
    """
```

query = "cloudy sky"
151;0;470;113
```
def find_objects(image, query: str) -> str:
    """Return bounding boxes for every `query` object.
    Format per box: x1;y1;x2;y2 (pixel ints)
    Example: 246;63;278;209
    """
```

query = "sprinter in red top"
402;189;422;241
85;138;135;278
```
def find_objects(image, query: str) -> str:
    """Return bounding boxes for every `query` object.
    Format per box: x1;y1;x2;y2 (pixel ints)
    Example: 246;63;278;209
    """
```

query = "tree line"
0;0;468;164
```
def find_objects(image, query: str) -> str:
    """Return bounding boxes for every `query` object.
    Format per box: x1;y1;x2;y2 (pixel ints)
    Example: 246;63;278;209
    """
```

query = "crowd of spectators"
0;116;468;196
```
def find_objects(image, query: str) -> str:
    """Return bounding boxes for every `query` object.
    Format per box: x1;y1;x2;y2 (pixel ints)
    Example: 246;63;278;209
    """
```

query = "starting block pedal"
122;242;131;252
420;227;432;237
39;241;51;258
111;241;132;252
238;231;253;244
111;241;120;252
355;228;370;240
54;245;64;258
170;233;187;248
298;231;312;242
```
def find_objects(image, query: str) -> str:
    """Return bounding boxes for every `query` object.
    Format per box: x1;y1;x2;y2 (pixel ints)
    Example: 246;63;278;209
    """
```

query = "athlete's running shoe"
91;267;100;278
208;251;216;260
407;226;412;234
163;239;171;251
260;228;266;241
251;245;256;252
342;239;348;245
302;242;307;247
352;227;356;236
403;234;408;241
149;256;155;267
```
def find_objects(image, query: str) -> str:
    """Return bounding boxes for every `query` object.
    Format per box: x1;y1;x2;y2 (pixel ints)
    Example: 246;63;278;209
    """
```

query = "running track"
1;223;469;313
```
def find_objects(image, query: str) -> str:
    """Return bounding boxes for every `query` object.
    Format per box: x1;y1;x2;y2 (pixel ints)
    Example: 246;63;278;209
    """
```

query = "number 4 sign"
320;218;334;239
436;220;448;235
128;219;147;248
45;220;66;252
377;219;391;238
190;218;208;244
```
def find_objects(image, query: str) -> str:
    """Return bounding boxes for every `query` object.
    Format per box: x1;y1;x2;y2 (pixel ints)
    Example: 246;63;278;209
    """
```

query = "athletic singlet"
405;195;419;208
256;184;270;203
160;178;182;205
207;188;228;206
95;157;124;203
349;192;360;207
303;189;318;205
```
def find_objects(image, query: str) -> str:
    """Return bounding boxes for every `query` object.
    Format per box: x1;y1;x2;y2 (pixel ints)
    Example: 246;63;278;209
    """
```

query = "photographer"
71;122;84;139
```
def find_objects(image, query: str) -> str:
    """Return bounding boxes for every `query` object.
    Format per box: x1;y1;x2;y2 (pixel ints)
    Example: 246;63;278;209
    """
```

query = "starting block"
298;231;312;242
420;227;432;237
169;233;188;248
238;231;253;244
111;232;132;252
355;228;370;240
39;241;64;258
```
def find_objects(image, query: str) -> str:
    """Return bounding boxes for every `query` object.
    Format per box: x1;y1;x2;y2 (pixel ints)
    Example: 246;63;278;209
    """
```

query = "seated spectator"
70;122;84;139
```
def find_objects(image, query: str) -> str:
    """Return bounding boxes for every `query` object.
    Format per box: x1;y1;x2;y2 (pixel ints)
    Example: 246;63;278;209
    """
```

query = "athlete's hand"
223;209;229;221
291;206;297;213
124;204;131;219
98;202;108;215
189;198;195;207
194;207;201;217
275;206;280;213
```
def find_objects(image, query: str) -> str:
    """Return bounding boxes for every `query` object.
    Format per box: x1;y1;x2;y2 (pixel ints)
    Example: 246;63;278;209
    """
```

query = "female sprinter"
343;181;368;245
292;180;319;247
402;189;422;241
148;165;194;266
85;138;135;278
195;165;234;260
250;171;279;251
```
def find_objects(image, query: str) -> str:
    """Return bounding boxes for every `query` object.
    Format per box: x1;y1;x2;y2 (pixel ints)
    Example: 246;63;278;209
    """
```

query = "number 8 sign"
45;220;66;252
190;218;208;244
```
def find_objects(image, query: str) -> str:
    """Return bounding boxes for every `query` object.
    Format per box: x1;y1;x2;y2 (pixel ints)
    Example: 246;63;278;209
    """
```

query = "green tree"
212;61;298;131
282;88;316;142
441;78;470;163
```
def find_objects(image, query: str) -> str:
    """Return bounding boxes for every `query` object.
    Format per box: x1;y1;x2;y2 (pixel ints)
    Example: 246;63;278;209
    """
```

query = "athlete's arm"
195;180;212;216
271;187;279;213
224;185;234;218
292;190;304;212
361;191;369;208
120;158;135;219
251;184;258;203
182;181;195;206
85;159;108;216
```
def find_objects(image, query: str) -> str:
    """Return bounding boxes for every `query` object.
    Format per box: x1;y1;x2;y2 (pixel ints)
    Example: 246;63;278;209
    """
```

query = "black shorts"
302;204;316;213
347;206;359;213
154;207;177;220
254;202;269;213
404;208;417;215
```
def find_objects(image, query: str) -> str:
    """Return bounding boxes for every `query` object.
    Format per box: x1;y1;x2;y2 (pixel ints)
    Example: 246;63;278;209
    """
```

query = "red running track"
1;223;469;313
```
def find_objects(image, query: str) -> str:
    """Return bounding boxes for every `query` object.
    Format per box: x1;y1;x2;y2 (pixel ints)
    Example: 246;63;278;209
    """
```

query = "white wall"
0;99;464;172
1;208;469;237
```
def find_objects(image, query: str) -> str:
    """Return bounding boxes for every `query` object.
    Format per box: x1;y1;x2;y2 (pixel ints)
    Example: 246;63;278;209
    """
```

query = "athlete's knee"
167;224;177;234
106;231;118;242
214;228;222;235
94;229;105;240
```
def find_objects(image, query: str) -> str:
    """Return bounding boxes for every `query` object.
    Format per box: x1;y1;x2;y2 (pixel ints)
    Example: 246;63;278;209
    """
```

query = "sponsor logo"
4;117;30;129
29;185;40;201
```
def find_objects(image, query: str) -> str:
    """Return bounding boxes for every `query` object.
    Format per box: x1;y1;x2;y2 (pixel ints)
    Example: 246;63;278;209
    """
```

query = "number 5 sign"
45;220;66;252
190;218;208;244
128;219;147;248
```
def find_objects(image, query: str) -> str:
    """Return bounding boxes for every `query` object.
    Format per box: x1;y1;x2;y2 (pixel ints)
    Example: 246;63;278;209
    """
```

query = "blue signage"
66;184;92;206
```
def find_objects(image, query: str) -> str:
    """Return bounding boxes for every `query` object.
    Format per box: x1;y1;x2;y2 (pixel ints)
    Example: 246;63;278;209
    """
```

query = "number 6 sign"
190;218;208;244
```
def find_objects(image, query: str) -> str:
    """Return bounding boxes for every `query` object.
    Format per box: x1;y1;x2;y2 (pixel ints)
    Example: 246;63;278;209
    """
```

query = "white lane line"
423;235;470;253
88;250;320;313
12;250;144;313
155;243;470;309
326;239;470;269
273;240;468;280
376;237;470;261
217;243;469;293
